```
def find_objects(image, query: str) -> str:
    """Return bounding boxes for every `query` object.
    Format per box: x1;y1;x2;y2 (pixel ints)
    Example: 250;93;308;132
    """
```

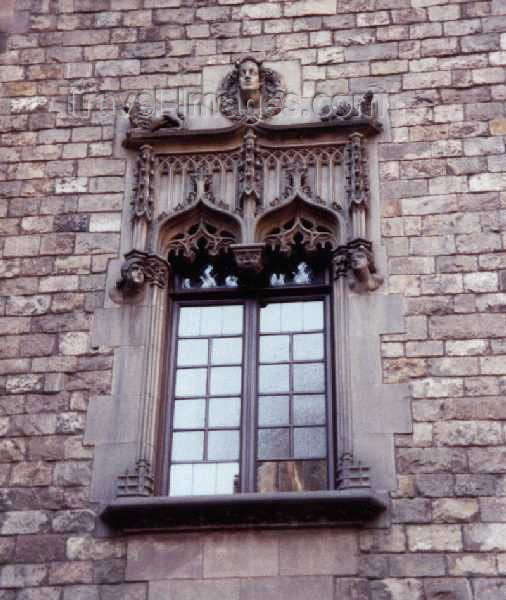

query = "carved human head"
238;58;261;95
350;247;370;271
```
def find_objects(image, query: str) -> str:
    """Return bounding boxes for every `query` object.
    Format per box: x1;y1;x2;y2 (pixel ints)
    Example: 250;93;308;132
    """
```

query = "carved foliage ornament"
218;57;285;122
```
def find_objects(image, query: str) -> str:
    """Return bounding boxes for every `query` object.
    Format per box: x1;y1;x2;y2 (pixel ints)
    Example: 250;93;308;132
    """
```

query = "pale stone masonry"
2;0;506;599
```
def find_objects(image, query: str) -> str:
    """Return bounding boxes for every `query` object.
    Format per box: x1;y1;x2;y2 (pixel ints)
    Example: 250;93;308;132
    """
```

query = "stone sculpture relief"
218;56;285;122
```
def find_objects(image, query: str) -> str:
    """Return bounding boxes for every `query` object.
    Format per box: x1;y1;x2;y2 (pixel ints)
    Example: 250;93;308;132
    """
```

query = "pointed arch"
157;200;242;262
255;195;341;256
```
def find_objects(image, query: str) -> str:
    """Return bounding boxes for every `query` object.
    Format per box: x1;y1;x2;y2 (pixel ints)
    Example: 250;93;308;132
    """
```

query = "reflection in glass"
208;430;240;461
200;264;217;288
293;394;326;425
259;335;289;363
293;262;312;284
303;301;324;331
293;333;324;361
270;273;286;287
178;307;200;337
208;397;241;427
259;303;281;333
257;460;327;492
210;366;242;396
281;302;303;332
171;431;204;461
170;462;239;496
293;363;325;393
175;368;207;397
173;399;206;429
259;364;289;394
222;305;244;335
200;306;223;336
177;338;208;366
258;428;289;459
211;337;242;365
258;395;289;426
293;427;326;458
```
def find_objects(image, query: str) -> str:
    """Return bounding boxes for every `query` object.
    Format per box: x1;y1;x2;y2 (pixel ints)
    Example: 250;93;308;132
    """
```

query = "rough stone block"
202;532;278;578
279;530;358;576
126;535;202;581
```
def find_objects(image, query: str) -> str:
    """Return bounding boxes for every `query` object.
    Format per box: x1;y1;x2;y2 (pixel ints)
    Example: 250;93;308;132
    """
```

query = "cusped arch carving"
157;200;242;262
255;196;341;256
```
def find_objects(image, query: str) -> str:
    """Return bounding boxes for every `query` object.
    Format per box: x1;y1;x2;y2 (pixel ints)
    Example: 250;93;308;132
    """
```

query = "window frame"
155;279;337;497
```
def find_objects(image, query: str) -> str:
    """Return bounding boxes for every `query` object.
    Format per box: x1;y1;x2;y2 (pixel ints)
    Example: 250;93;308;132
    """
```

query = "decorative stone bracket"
333;239;383;293
116;249;170;295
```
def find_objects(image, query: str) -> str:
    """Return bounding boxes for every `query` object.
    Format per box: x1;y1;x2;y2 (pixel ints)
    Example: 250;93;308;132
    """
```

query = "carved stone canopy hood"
118;59;383;294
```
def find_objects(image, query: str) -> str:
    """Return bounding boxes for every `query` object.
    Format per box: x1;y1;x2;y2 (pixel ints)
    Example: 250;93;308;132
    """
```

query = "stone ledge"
101;489;386;532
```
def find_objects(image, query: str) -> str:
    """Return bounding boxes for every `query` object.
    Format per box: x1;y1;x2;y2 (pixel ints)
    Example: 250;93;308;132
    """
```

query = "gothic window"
161;258;334;497
96;78;409;530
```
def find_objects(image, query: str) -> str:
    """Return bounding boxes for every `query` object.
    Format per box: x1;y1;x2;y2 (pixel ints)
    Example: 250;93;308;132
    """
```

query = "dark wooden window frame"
156;281;336;497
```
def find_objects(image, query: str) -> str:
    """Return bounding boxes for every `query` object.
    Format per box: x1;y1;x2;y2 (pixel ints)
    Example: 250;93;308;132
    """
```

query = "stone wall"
2;0;506;599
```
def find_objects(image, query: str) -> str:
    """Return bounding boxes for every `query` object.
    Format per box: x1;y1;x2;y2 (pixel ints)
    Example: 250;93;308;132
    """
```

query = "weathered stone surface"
126;535;203;581
279;530;358;576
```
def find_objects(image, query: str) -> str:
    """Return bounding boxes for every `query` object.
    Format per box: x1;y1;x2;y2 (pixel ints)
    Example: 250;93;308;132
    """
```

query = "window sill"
101;489;387;532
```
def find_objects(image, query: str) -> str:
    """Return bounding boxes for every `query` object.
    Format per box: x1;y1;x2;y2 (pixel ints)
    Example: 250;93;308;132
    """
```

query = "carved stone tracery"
167;217;238;263
264;214;337;256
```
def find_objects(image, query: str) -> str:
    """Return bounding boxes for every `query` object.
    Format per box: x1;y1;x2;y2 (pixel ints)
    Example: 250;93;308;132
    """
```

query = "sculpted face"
239;59;260;93
350;250;369;271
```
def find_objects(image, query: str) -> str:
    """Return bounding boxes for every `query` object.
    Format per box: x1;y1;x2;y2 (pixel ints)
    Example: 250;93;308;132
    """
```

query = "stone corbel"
230;243;265;273
332;240;383;293
116;250;170;295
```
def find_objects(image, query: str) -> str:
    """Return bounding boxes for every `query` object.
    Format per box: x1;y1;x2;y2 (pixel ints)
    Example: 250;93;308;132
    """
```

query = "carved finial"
132;145;155;223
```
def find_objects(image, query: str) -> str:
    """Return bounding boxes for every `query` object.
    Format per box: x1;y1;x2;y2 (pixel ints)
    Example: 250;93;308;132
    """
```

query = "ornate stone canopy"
118;60;383;294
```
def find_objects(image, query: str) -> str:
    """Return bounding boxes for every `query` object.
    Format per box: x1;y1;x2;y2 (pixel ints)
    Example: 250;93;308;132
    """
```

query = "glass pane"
293;333;324;361
293;427;326;458
169;464;192;496
257;460;327;492
210;366;242;396
293;394;326;425
175;368;207;397
260;303;281;333
258;364;289;394
211;337;242;365
216;462;239;494
222;305;243;334
200;306;223;335
258;428;290;459
208;430;240;460
192;463;217;495
303;301;324;331
281;302;303;332
178;307;200;337
292;363;325;393
208;397;241;427
171;431;204;461
259;335;289;363
177;338;208;366
173;399;206;429
258;395;289;426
